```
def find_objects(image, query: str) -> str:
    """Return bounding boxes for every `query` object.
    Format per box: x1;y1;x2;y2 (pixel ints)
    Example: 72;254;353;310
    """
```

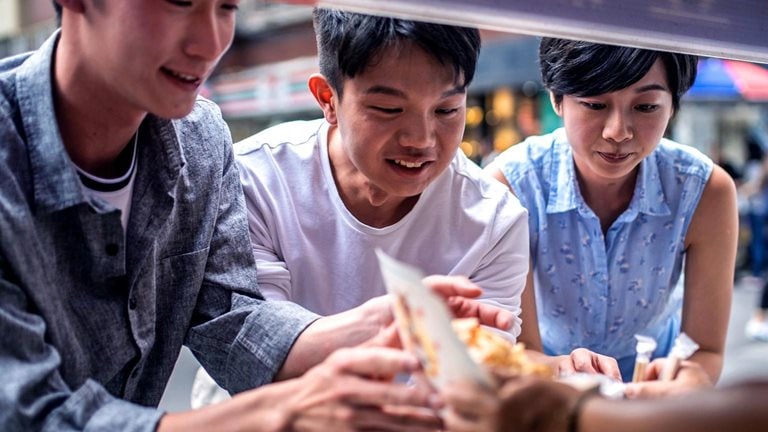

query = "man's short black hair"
539;38;698;112
312;8;481;99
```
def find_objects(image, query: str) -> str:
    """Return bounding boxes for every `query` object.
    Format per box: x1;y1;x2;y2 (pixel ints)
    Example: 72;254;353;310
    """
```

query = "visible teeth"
169;69;198;82
394;159;424;168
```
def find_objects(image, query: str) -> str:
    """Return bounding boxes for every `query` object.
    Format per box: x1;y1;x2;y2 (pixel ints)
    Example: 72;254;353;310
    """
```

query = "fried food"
452;317;553;378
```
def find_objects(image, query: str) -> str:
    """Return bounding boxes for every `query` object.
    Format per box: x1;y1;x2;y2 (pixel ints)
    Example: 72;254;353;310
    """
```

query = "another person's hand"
624;359;713;399
442;376;582;432
552;348;621;381
424;275;513;331
358;275;514;331
358;275;514;349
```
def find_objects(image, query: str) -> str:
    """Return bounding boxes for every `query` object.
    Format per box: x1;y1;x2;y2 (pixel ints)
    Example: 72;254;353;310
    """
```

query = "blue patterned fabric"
495;128;712;379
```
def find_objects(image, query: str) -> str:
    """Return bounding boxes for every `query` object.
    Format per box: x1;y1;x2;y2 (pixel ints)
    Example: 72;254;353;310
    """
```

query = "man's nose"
398;114;435;149
184;11;230;62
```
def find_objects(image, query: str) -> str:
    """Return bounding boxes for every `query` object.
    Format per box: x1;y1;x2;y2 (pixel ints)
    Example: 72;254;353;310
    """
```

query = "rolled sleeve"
226;301;318;392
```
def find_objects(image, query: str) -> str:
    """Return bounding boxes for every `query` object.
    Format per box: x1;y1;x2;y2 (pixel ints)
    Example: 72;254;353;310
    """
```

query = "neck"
327;127;418;228
576;167;638;234
53;29;147;177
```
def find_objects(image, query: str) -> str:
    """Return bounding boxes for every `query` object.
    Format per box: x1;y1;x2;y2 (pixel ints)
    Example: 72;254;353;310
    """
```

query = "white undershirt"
74;135;138;231
79;170;136;231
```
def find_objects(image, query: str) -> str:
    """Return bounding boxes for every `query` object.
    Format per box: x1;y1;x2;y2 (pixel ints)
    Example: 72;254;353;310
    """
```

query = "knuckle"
328;348;355;370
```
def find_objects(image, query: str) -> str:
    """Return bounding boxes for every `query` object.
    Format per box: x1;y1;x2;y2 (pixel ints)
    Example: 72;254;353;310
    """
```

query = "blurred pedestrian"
739;129;768;341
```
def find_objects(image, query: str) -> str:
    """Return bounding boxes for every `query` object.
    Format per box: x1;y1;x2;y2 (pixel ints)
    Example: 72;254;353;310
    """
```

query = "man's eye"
222;3;239;11
371;106;402;114
436;108;460;115
166;0;192;6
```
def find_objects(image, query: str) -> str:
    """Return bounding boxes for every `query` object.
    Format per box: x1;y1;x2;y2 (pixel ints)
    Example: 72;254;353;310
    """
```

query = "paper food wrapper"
375;249;493;389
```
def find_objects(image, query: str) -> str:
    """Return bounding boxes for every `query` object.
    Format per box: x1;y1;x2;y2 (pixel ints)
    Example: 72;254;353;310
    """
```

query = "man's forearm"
275;300;388;380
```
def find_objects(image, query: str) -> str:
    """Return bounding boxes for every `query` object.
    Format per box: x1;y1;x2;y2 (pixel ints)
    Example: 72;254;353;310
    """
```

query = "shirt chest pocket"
154;248;210;329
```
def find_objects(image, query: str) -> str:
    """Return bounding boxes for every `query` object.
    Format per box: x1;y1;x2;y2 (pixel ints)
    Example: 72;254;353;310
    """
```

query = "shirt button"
105;243;120;256
129;297;137;310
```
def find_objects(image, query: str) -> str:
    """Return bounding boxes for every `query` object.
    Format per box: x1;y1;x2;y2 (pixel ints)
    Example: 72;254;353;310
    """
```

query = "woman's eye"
636;104;659;112
580;102;605;110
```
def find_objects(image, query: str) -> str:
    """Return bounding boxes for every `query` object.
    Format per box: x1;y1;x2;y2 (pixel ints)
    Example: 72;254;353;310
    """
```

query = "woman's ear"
549;91;563;116
308;74;338;125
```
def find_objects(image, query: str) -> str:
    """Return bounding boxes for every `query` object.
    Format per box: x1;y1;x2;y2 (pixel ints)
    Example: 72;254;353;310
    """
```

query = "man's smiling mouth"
392;159;425;169
161;67;202;85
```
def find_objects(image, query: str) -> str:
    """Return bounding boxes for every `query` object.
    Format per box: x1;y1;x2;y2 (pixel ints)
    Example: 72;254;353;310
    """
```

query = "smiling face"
318;41;467;222
555;58;674;188
73;0;237;119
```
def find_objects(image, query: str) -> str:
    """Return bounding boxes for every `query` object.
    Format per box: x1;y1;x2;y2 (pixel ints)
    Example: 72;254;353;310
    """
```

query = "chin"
153;102;198;120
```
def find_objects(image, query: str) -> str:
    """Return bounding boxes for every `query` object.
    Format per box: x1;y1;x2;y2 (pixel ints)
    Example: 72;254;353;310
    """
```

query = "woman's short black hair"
539;38;698;111
312;7;481;100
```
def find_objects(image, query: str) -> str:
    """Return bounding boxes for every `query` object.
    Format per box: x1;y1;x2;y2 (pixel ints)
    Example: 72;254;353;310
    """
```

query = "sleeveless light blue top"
495;128;713;380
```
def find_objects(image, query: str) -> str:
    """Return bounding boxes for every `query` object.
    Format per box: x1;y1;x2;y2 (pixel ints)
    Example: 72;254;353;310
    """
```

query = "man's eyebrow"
363;85;467;98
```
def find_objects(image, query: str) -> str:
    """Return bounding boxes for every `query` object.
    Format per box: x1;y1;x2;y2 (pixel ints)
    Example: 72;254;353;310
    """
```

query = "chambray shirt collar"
15;30;186;215
16;30;85;214
545;128;671;218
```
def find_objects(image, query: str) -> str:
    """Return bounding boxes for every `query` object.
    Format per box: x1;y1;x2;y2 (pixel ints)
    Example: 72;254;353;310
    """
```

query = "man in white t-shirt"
237;7;528;323
192;7;529;406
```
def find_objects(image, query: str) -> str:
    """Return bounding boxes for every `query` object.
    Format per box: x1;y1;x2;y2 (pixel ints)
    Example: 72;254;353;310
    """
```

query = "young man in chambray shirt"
0;1;512;431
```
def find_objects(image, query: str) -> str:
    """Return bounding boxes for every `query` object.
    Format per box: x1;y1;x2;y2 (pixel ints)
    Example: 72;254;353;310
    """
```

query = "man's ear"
308;74;338;125
56;0;85;13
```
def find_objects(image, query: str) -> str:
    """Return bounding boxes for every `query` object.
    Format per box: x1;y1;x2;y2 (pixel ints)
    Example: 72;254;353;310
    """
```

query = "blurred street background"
2;0;767;411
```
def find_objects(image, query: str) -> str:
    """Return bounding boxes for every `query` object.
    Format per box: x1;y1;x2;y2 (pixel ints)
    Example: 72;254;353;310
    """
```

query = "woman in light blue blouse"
487;39;738;397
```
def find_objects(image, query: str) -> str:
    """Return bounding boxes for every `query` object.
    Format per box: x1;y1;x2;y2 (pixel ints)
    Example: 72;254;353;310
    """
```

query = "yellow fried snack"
452;318;553;378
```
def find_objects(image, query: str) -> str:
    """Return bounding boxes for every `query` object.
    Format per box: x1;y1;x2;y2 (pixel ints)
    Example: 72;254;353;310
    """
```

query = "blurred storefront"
461;34;557;165
207;1;320;139
674;58;768;180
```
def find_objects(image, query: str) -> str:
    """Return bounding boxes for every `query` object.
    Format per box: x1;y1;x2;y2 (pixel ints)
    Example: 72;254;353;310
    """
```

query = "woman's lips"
597;151;632;163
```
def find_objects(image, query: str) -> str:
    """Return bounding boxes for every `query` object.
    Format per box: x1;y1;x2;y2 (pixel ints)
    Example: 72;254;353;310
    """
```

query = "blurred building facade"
0;0;56;58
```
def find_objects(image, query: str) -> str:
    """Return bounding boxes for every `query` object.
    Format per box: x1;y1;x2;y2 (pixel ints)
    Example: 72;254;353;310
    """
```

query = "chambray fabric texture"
494;128;712;380
0;32;317;431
